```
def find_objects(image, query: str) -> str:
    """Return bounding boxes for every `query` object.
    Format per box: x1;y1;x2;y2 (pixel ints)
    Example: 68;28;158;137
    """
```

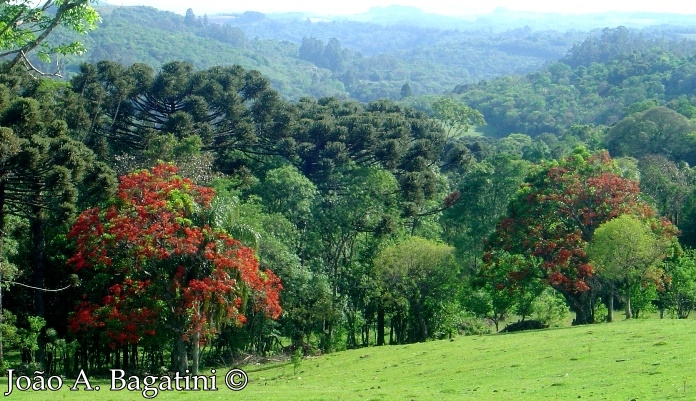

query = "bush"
594;301;608;323
532;288;570;327
435;302;493;338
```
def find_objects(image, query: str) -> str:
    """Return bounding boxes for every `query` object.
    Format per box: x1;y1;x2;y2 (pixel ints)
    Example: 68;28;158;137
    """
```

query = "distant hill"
37;5;696;102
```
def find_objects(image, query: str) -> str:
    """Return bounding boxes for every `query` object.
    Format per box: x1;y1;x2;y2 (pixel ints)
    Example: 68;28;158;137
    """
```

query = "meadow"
4;318;695;400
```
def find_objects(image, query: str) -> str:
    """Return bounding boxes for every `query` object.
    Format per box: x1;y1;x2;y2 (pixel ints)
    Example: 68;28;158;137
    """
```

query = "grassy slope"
7;318;696;400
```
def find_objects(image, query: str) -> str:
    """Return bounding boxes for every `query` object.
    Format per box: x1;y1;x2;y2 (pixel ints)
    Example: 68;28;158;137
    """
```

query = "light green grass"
4;318;696;400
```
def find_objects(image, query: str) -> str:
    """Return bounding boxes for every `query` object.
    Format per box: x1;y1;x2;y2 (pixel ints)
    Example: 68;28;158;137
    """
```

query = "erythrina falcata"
66;163;281;349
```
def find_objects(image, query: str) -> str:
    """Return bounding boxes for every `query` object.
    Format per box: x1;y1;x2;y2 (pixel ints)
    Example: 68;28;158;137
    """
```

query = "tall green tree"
606;106;696;165
586;214;675;320
660;250;696;319
373;237;459;343
431;97;484;138
441;153;529;274
638;155;694;227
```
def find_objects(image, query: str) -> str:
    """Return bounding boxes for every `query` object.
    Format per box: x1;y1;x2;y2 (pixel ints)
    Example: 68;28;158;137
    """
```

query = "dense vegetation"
4;3;696;386
36;6;596;101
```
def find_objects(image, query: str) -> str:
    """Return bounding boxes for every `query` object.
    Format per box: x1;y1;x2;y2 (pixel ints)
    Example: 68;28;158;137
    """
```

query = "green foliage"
628;282;659;318
70;60;292;175
587;214;674;318
431;97;485;138
531;289;570;327
253;165;317;226
607;106;696;165
593;302;608;323
0;310;18;356
441;153;529;274
661;250;696;318
374;237;460;342
17;315;45;363
457;28;696;138
0;0;100;72
11;10;696;375
435;302;492;338
587;215;671;283
460;286;512;333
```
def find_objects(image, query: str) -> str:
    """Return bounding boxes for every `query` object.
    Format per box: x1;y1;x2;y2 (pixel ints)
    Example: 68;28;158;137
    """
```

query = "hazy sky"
103;0;696;17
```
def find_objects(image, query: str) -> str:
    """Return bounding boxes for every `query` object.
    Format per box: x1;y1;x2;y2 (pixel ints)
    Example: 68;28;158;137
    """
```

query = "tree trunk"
192;331;200;376
123;344;129;372
363;320;369;347
607;283;614;322
377;307;385;346
607;293;614;322
558;288;594;326
625;289;632;319
389;320;394;345
30;212;45;318
172;335;188;374
418;315;428;342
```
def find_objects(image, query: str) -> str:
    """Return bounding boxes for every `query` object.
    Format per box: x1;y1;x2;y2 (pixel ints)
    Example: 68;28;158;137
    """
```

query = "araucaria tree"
484;148;673;324
67;164;282;374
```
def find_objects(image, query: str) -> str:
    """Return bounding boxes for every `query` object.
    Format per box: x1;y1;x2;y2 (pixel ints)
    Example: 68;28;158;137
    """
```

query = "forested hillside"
40;6;592;101
5;1;696;384
456;27;696;137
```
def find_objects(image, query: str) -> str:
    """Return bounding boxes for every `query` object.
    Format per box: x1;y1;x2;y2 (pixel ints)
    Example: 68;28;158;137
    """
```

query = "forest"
3;0;696;381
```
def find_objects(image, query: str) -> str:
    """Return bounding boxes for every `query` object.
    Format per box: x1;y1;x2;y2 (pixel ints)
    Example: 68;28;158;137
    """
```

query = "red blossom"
485;150;675;294
67;163;282;346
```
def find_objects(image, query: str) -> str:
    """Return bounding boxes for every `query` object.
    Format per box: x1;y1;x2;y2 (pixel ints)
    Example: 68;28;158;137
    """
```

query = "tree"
606;106;696;165
465;252;545;331
0;0;100;74
323;38;347;73
184;8;196;26
441;153;529;274
638;155;694;227
661;250;696;319
373;237;459;343
586;214;674;320
484;148;669;324
298;37;325;66
400;83;412;99
67;164;282;374
431;97;484;138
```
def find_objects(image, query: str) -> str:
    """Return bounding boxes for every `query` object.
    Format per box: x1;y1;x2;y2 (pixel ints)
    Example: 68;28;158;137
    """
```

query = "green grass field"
4;318;696;400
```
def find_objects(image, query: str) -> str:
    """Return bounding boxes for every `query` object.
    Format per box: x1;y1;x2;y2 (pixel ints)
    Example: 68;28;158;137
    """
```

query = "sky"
102;0;696;17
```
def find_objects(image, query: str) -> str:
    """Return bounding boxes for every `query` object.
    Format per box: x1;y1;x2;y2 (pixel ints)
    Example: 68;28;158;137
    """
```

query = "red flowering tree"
484;148;675;324
67;163;281;373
